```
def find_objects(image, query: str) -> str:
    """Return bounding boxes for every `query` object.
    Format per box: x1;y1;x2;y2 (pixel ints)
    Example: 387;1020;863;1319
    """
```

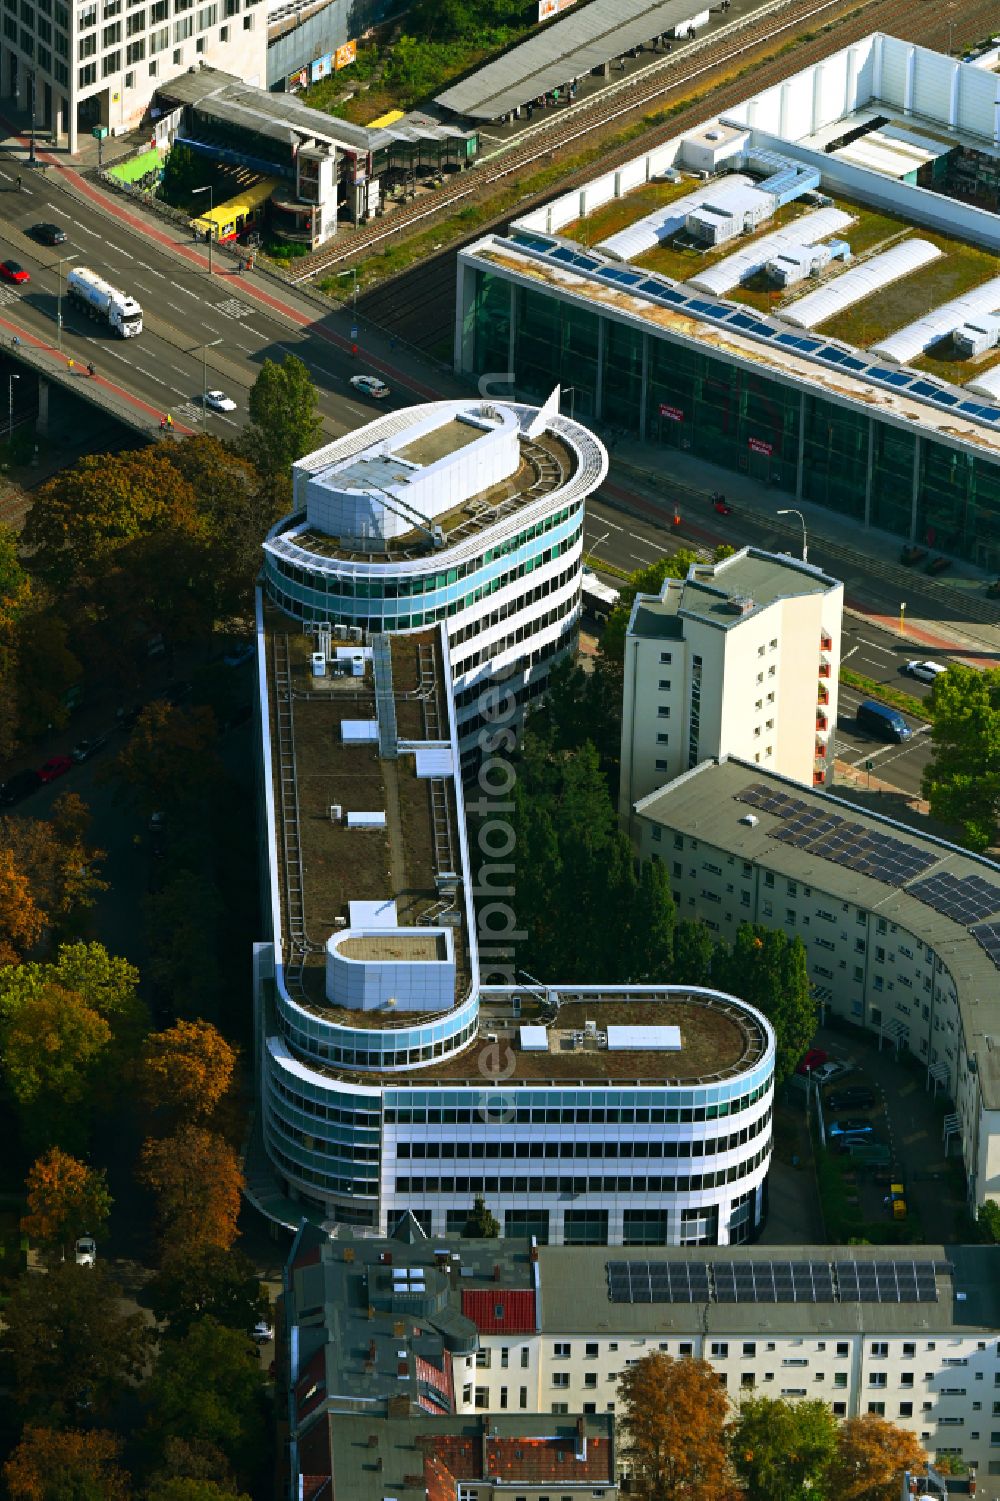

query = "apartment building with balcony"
619;549;843;837
630;756;1000;1208
454;1241;1000;1490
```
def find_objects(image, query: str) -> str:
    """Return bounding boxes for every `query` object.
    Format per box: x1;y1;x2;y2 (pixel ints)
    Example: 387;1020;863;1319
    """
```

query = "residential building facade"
630;756;1000;1208
619;548;842;831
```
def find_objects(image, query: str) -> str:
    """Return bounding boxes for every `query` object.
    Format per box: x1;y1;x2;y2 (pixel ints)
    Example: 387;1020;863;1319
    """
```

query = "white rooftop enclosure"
870;274;1000;363
686;207;853;294
777;238;941;330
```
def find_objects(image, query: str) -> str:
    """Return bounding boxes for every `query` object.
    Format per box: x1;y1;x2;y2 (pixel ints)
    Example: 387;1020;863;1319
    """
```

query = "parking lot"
802;1023;969;1244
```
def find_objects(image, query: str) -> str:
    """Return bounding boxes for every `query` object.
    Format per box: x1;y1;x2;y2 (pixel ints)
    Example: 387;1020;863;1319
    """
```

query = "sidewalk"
602;435;1000;660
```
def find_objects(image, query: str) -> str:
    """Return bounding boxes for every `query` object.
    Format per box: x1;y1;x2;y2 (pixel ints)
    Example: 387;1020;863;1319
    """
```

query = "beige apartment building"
619;549;843;839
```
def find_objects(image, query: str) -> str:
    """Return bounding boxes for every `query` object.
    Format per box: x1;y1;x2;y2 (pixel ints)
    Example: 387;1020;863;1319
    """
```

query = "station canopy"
435;0;718;121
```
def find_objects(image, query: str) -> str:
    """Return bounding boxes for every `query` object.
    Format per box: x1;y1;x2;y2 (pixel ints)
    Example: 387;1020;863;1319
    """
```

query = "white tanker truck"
65;266;143;338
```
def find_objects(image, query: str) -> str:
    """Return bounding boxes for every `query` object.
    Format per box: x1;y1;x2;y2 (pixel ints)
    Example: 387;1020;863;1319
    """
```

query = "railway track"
352;0;990;349
291;0;977;291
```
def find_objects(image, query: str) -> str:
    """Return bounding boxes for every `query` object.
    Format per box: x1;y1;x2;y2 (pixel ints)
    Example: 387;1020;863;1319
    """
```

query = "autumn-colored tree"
827;1413;926;1501
112;701;221;815
23;448;205;594
0;845;45;965
618;1352;731;1501
144;873;223;1022
143;1318;267;1483
148;1244;270;1339
11;605;84;743
139;1019;237;1122
4;1426;131;1501
140;1125;244;1256
4;1263;150;1423
21;1148;112;1256
728;1396;838;1501
0;792;107;931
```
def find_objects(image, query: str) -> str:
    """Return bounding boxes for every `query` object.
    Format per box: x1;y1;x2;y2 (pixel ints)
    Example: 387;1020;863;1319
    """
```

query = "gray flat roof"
634;758;1000;1105
436;0;723;120
536;1244;1000;1335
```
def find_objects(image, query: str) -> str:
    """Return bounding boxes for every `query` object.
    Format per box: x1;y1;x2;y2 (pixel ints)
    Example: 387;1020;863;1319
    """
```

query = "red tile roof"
483;1433;613;1485
461;1288;535;1335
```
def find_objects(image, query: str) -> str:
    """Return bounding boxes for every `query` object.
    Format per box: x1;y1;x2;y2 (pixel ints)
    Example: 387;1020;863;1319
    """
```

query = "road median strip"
839;666;930;723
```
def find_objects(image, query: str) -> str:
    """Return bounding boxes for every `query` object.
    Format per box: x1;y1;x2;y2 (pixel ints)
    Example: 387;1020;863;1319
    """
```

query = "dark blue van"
857;699;911;742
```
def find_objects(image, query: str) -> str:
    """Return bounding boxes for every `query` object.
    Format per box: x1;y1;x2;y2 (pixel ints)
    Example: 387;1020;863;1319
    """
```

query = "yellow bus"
190;177;278;243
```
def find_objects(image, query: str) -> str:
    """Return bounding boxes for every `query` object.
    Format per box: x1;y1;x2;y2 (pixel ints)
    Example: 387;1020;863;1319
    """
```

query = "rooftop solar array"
909;872;1000;925
734;783;936;884
970;921;1000;972
502;232;1000;427
606;1258;946;1304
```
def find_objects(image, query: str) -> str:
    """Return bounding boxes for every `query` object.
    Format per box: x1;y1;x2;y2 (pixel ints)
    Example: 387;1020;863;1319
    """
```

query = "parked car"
827;1086;876;1112
253;1319;274;1345
74;1236;97;1267
72;735;108;763
900;544;928;566
37;754;72;783
839;1140;891;1165
31;222;68;245
350;374;390;399
856;699;911;743
796;1048;828;1076
0;260;29;285
710;492;732;515
829;1117;875;1137
0;768;42;806
203;389;237;413
811;1061;851;1086
903;660;946;684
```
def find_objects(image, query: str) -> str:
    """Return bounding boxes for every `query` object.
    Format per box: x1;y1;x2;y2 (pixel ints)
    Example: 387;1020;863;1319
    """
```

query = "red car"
0;260;30;285
710;492;733;515
37;754;72;783
796;1047;828;1077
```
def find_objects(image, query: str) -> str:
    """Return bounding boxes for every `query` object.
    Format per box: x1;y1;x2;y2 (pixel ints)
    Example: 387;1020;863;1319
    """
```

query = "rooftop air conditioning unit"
330;804;342;821
349;626;363;643
739;813;758;827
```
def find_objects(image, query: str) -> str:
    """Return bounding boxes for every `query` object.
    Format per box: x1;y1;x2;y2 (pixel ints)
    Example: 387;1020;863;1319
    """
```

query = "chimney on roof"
368;1434;379;1448
576;1417;587;1463
344;1247;355;1262
493;1263;501;1282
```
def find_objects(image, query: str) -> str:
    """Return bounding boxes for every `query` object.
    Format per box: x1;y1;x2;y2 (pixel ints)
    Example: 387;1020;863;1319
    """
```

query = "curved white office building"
261;392;606;761
251;394;775;1243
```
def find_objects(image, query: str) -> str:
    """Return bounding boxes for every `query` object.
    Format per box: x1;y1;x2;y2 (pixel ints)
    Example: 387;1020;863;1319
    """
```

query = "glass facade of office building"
465;269;1000;574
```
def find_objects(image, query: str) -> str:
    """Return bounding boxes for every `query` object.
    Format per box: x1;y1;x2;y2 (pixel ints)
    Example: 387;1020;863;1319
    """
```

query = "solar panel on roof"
970;920;1000;970
910;872;1000;923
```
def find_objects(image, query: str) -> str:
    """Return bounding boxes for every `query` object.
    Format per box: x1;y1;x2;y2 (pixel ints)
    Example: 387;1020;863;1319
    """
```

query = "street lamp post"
56;253;77;353
8;373;20;439
336;267;358;309
777;507;808;563
562;385;578;421
899;601;907;634
201;337;224;420
192;184;214;276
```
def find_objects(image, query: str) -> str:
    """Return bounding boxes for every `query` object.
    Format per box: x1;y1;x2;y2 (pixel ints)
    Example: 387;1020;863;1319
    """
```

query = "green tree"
921;665;1000;851
143;874;223;1021
713;925;815;1084
112;702;221;816
159;143;203;206
1;983;112;1150
148;1245;269;1339
618;1351;731;1501
672;919;715;987
242;355;321;482
977;1200;1000;1242
729;1396;837;1501
463;1195;500;1237
143;1318;267;1482
4;1263;150;1424
146;1481;251;1501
